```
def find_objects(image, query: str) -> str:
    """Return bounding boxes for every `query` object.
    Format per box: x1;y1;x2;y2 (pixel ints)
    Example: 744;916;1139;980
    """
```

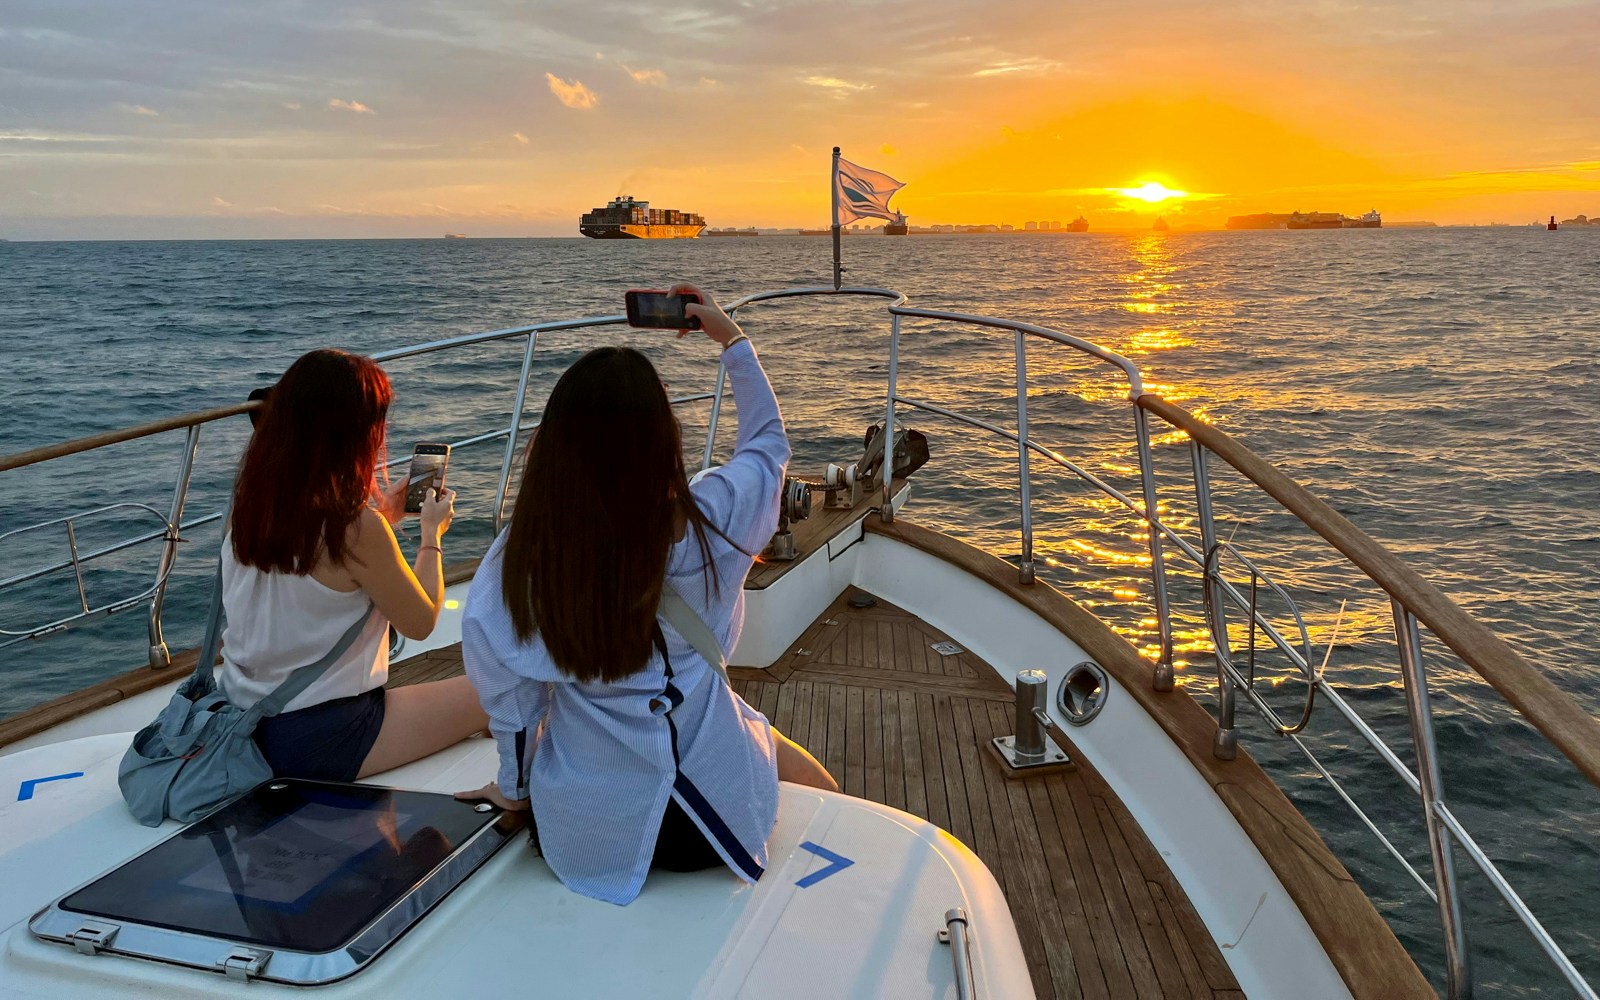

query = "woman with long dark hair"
220;348;487;781
458;283;836;905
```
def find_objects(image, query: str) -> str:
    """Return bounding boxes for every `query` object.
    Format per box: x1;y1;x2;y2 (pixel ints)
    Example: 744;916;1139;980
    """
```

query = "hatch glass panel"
32;779;520;984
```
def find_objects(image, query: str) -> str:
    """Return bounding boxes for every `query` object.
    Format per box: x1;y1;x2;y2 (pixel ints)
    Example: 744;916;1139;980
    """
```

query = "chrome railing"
0;314;715;667
853;298;1597;1000
3;287;1597;997
880;305;1176;692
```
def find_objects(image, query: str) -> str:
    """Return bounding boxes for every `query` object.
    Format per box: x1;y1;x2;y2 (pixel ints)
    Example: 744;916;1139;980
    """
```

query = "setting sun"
1114;182;1189;204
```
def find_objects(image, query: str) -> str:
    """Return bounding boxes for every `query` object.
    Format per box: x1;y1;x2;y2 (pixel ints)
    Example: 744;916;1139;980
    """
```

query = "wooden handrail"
1139;394;1600;789
0;401;260;473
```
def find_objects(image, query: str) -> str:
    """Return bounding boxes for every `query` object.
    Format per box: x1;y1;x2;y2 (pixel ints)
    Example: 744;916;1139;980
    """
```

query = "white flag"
834;157;905;226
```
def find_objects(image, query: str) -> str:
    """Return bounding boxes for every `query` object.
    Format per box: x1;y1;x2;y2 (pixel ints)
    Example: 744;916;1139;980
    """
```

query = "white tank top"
217;541;390;714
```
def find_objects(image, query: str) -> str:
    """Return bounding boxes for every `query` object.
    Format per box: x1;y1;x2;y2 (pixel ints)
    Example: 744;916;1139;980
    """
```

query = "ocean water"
2;231;1598;994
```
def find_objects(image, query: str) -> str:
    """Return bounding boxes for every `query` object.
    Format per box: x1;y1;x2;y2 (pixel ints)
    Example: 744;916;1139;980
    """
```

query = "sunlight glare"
1115;182;1189;203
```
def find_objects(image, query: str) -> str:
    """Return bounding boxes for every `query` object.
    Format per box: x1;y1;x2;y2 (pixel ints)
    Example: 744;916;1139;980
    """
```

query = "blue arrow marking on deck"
795;841;854;887
17;772;84;801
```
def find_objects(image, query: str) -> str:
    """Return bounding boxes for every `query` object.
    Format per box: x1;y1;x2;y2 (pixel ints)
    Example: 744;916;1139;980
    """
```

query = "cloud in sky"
2;0;1599;236
512;132;529;145
804;76;871;95
210;196;232;207
2;131;116;144
545;73;598;110
973;58;1060;78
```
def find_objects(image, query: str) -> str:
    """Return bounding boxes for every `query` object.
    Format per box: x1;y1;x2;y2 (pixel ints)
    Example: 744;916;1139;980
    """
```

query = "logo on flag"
834;157;905;226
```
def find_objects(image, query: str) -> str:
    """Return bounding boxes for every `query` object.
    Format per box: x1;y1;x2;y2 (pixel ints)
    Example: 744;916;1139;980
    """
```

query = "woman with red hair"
220;348;486;781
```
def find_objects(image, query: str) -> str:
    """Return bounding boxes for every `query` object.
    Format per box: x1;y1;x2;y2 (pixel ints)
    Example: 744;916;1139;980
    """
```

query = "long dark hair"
501;347;722;682
232;349;392;573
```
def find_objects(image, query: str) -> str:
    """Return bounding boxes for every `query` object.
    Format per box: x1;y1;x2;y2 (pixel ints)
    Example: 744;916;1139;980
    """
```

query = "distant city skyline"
3;1;1598;239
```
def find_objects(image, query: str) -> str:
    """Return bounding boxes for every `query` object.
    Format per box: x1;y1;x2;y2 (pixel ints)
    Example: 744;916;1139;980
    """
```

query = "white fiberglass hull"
0;731;1029;998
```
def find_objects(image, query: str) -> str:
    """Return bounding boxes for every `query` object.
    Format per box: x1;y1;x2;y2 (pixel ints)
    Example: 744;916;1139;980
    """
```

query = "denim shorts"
253;687;387;783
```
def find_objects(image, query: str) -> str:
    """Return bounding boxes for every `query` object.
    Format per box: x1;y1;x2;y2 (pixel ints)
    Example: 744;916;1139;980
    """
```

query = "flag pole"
830;146;843;291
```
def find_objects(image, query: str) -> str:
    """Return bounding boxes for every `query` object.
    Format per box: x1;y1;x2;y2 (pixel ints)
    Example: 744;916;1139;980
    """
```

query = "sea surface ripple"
2;231;1598;994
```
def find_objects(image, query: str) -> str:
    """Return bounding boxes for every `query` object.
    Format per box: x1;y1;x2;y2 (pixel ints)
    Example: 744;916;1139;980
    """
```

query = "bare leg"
359;675;489;778
774;728;839;793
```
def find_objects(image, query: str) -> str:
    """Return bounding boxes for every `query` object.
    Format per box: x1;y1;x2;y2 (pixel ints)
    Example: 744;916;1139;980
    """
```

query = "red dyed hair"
231;349;392;573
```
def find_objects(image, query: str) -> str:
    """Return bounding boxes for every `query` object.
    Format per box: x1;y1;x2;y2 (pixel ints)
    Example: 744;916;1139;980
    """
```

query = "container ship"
579;195;705;239
1286;211;1343;230
1228;210;1382;230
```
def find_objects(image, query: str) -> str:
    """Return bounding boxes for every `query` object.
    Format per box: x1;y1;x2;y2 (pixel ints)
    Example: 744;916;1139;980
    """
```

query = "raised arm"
675;284;790;552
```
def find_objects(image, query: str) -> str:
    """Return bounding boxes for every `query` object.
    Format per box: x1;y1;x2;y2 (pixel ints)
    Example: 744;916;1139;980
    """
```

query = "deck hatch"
29;779;522;985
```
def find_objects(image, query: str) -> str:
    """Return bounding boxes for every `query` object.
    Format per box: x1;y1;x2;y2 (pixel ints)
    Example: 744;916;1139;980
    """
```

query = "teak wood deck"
387;588;1244;1000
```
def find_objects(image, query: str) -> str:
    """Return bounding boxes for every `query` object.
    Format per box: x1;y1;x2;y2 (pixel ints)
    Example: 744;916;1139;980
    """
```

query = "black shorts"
253;688;387;783
526;798;722;873
650;799;724;872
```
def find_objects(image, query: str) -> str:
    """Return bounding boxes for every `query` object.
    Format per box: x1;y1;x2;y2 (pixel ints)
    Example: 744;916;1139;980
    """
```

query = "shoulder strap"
658;585;730;684
250;603;379;719
194;500;377;717
191;562;228;688
190;496;235;689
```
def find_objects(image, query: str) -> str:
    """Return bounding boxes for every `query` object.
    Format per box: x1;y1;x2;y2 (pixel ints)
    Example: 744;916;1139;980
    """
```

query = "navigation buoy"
1548;216;1559;231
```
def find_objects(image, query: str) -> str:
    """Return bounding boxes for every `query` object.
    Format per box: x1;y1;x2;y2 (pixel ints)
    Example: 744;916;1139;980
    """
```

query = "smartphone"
404;443;451;514
625;289;701;330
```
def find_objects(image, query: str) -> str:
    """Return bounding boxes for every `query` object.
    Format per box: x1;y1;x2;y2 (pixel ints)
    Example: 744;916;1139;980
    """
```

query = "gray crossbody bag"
119;554;375;827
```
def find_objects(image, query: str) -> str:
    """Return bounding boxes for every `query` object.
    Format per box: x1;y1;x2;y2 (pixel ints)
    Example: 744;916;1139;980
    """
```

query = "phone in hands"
625;289;702;331
404;443;451;514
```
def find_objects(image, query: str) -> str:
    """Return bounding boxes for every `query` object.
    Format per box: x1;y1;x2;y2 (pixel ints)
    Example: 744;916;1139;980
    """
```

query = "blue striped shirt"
462;338;788;905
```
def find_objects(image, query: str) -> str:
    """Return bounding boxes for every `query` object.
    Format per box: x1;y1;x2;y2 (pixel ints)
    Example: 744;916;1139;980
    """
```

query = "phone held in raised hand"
625;289;701;331
404;443;451;514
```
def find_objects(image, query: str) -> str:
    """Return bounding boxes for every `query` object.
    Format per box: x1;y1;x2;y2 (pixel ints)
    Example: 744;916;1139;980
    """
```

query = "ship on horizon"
1227;209;1382;230
579;196;705;239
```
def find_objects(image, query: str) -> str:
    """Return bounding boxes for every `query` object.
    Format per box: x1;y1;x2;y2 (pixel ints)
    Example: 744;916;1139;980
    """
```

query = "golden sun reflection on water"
956;232;1284;687
1125;328;1195;354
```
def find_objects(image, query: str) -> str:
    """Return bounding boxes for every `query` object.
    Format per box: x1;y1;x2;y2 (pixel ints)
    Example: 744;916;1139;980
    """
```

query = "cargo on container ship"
579;195;706;239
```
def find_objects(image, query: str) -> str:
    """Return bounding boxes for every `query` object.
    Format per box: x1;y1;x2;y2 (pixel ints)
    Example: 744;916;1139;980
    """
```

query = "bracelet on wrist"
419;543;442;555
722;333;750;351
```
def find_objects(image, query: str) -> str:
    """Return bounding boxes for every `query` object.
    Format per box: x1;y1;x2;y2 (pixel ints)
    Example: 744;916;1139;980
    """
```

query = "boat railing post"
1190;440;1237;758
147;424;200;669
1392;601;1472;999
1014;329;1035;584
701;355;728;473
493;330;540;534
880;312;901;523
1134;404;1175;691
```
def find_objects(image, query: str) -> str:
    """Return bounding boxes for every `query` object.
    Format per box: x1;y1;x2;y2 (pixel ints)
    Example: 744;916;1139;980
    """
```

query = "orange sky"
2;1;1597;237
